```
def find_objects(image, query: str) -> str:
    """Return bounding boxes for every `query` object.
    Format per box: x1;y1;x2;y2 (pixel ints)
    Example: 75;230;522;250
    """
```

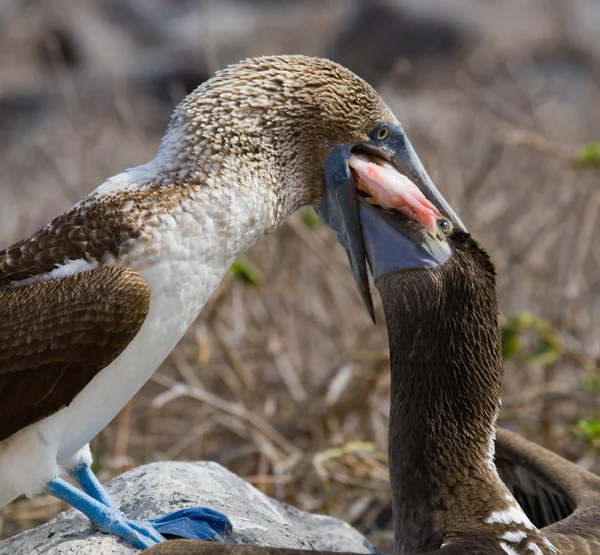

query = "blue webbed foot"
64;463;232;544
124;519;167;544
149;507;233;541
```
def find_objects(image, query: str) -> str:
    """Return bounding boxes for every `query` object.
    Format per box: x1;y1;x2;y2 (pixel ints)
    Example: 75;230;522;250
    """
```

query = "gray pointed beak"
380;125;466;234
316;144;375;321
316;124;464;322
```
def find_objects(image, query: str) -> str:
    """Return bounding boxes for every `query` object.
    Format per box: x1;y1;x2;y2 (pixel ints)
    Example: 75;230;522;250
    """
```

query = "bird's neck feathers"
377;234;513;552
131;98;316;236
80;112;308;271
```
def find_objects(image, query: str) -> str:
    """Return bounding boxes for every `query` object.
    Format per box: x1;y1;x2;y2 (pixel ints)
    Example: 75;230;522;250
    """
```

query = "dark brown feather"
496;427;600;553
375;233;510;553
0;266;150;441
372;231;600;553
141;538;509;555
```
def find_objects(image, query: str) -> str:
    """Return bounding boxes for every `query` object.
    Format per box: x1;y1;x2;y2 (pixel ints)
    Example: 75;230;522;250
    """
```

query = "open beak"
316;124;465;322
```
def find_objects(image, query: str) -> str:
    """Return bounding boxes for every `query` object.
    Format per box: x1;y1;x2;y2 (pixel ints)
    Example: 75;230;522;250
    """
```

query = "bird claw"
125;518;167;544
92;509;165;549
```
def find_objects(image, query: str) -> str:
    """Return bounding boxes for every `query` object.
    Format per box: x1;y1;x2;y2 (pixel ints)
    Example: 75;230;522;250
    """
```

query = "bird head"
158;55;465;316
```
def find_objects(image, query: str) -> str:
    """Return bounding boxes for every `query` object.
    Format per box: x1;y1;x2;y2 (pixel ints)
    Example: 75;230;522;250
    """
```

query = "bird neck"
376;241;510;554
153;87;323;219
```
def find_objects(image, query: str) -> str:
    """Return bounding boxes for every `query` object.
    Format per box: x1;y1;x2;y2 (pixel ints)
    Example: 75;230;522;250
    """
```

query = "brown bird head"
162;55;395;203
158;55;465;317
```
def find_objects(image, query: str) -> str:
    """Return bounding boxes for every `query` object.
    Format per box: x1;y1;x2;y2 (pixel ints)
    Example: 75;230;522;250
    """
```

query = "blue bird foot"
44;464;233;550
46;477;164;549
149;507;232;541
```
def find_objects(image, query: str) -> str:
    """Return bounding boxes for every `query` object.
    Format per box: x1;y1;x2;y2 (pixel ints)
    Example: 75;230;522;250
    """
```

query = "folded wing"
0;267;150;442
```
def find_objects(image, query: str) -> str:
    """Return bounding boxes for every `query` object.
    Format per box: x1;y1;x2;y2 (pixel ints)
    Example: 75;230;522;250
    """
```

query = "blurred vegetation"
300;207;322;230
230;257;263;287
576;142;600;168
575;418;600;447
502;312;563;367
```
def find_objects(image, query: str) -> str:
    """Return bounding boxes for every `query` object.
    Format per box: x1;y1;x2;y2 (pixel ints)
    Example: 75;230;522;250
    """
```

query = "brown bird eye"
377;126;390;140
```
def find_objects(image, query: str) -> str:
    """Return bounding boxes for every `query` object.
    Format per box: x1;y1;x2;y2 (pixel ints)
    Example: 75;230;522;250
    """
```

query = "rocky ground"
0;462;378;555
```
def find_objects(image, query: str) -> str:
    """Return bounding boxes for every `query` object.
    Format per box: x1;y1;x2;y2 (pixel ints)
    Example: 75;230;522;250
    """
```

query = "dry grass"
1;1;600;550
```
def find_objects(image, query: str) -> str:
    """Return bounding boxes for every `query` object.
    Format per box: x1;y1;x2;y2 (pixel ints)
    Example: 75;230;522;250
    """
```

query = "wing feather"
0;266;150;442
495;426;600;539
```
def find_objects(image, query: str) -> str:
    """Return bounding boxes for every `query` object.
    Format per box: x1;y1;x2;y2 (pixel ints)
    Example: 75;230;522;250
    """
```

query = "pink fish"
349;153;441;236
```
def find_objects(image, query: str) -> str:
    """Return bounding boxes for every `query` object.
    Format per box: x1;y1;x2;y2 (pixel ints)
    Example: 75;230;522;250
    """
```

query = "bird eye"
437;218;452;234
376;125;390;141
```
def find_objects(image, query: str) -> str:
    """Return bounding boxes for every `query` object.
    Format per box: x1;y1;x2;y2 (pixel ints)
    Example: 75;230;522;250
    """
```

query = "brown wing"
0;202;140;287
0;184;186;288
496;427;600;552
0;266;150;442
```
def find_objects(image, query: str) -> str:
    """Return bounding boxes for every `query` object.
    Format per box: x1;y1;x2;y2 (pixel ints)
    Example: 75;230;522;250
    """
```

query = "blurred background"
1;0;600;550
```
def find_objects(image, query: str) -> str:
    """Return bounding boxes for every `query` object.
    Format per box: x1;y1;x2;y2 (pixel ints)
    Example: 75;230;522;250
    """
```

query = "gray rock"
0;462;378;555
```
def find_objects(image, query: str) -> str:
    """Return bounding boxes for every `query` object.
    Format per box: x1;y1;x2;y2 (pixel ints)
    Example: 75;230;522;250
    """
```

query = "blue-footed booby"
0;55;457;550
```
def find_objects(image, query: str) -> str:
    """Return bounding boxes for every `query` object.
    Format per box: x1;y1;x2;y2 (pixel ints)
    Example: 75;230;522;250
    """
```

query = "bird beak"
316;124;465;322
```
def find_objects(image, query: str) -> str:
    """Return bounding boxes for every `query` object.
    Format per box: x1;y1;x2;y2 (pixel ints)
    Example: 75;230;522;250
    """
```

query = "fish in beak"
316;124;466;322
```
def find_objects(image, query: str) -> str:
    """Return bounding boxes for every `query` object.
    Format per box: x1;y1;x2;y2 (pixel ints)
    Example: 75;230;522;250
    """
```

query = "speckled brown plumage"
0;184;193;286
0;55;395;454
0;55;394;289
0;266;150;441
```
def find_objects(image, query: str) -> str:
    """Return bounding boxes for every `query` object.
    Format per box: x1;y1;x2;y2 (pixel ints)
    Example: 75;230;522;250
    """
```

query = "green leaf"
511;311;536;331
501;312;534;359
575;418;600;441
229;256;262;286
582;374;600;393
576;142;600;168
300;207;322;229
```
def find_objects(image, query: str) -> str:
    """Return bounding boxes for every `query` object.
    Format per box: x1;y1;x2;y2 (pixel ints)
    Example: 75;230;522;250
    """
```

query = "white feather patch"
6;258;98;288
500;542;520;555
485;505;536;529
502;531;527;543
